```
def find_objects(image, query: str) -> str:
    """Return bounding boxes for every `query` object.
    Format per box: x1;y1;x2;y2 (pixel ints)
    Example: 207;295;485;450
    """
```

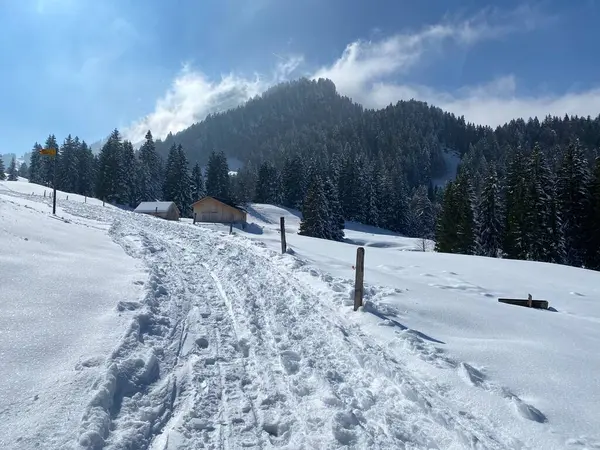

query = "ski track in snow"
5;191;588;449
41;199;531;450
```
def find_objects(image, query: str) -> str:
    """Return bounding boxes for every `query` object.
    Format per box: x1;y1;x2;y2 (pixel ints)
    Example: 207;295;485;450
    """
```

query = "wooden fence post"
527;293;533;308
230;222;233;234
85;196;87;203
193;212;197;224
354;247;365;311
103;198;105;207
280;217;287;254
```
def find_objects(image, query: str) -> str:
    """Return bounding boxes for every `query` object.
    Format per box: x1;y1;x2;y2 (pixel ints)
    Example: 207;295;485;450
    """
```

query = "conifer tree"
163;144;193;216
121;140;138;207
42;135;59;187
477;166;502;257
408;185;435;239
254;161;279;204
7;157;18;181
0;157;6;180
557;140;590;266
191;162;205;201
18;162;29;178
282;154;307;209
77;141;96;197
28;143;43;184
454;172;477;254
435;182;458;253
137;131;163;201
503;147;530;260
299;175;330;239
205;151;231;201
95;129;123;203
58;135;78;192
584;157;600;270
323;177;345;241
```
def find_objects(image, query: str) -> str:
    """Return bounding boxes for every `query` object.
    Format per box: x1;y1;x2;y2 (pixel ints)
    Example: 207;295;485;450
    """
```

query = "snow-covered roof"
134;201;176;213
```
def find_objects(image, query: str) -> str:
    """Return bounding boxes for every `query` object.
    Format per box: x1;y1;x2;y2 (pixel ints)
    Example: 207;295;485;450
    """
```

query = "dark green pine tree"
477;166;503;257
299;175;330;239
254;161;279;204
0;157;6;180
435;182;458;253
95;129;123;203
137;131;163;201
282;154;307;209
191;162;205;201
121;140;138;207
163;144;179;202
42;135;60;187
323;177;345;241
205;151;231;201
163;144;193;216
231;165;256;204
18;162;29;178
7;157;18;181
557;140;590;267
408;185;435;239
28;143;43;184
584;157;600;270
77;141;96;197
503;147;530;260
454;172;477;254
526;144;556;262
58;134;79;192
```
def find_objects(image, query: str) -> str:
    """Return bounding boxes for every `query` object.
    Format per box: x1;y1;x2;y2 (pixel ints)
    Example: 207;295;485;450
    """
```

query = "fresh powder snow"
1;180;600;450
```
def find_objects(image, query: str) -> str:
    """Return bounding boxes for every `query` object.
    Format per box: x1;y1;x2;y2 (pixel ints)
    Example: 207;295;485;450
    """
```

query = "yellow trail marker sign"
39;148;57;156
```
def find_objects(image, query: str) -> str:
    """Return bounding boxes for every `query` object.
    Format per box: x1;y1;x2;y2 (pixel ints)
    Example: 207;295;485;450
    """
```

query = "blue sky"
2;0;599;155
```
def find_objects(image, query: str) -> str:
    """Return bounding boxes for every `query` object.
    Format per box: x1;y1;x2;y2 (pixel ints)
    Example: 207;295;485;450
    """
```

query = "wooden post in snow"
280;217;287;254
103;198;105;207
230;222;233;234
85;196;87;203
193;212;197;224
528;293;533;308
353;247;365;311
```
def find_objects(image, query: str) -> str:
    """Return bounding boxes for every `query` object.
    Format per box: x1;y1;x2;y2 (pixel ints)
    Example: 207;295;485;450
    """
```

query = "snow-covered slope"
2;181;600;450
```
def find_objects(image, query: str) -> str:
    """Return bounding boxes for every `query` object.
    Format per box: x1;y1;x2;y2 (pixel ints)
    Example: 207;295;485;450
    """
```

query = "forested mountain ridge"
24;77;600;270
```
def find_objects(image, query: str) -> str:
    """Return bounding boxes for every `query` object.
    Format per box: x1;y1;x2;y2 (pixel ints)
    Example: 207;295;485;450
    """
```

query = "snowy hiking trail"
3;185;597;449
53;200;531;450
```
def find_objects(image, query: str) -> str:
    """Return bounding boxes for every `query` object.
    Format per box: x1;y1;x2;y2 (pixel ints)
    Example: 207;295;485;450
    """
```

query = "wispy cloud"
123;5;598;143
123;55;303;144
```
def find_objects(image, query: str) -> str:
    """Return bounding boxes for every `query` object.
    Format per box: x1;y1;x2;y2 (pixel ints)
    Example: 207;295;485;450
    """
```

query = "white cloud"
123;54;304;144
312;7;600;126
124;5;598;143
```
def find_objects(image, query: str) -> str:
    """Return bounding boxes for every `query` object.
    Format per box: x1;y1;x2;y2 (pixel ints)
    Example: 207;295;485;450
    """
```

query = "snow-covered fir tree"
137;131;163;202
18;162;28;178
477;166;503;257
205;151;231;202
7;157;18;181
557;140;590;267
282;154;307;209
503;146;530;260
299;175;330;239
121;140;138;207
163;144;193;216
28;143;43;184
95;129;124;203
584;157;600;270
323;177;345;241
191;162;205;201
0;157;6;180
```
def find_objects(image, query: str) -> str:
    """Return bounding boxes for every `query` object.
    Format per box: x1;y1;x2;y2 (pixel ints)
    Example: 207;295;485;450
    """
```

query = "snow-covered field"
1;180;600;450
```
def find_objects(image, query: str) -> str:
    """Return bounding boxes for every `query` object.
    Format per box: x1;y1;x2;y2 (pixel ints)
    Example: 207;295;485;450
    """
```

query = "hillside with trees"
24;77;600;270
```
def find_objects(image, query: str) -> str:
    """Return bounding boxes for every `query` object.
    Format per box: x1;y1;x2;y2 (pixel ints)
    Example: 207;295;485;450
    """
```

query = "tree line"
436;141;600;271
22;77;600;270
